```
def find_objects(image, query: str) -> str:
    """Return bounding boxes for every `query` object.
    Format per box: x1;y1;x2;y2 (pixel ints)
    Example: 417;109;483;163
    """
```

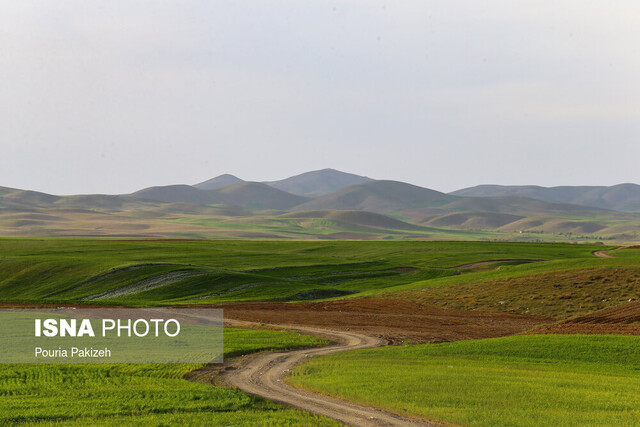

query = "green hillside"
0;239;613;306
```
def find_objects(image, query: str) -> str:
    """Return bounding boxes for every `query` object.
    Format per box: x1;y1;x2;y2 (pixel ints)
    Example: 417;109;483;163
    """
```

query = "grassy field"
289;334;640;426
0;238;615;305
0;328;335;426
3;239;640;426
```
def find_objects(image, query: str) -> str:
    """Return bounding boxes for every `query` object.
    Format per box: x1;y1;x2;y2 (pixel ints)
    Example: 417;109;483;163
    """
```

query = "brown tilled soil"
394;267;640;320
534;300;640;335
212;298;552;344
1;299;551;343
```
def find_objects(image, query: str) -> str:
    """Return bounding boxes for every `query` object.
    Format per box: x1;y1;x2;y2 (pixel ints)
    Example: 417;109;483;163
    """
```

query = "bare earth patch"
398;267;640;320
534;300;640;335
209;298;551;344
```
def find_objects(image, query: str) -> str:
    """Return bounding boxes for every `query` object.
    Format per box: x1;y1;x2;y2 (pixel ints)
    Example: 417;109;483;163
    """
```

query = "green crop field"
0;238;618;306
0;328;334;426
289;334;640;426
2;239;640;426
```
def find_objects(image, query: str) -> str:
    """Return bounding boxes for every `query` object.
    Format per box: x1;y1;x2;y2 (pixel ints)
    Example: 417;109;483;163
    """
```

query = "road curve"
593;246;637;258
223;320;439;427
593;249;614;258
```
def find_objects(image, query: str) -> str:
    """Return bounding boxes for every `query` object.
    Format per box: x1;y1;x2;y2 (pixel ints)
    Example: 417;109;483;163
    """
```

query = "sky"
1;0;639;195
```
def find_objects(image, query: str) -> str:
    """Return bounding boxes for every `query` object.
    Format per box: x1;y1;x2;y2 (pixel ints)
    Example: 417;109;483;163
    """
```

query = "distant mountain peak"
264;168;373;197
194;174;244;190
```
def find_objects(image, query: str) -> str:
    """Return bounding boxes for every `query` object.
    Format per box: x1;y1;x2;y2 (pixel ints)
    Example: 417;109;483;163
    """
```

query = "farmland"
387;264;640;319
289;334;640;426
0;328;333;426
5;0;640;424
1;239;639;425
0;238;614;305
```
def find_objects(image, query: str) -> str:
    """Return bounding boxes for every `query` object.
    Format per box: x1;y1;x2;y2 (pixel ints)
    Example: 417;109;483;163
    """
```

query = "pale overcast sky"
1;1;639;195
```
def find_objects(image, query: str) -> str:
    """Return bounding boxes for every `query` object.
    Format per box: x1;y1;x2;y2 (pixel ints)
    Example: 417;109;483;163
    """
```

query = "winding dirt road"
223;321;438;427
593;246;636;258
593;249;614;258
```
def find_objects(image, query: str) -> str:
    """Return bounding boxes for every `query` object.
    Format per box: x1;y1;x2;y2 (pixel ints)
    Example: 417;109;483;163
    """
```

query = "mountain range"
1;168;638;241
193;169;371;197
451;184;640;212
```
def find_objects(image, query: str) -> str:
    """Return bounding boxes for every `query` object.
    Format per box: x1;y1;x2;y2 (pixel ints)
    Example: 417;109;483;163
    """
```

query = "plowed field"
215;298;551;343
535;301;640;335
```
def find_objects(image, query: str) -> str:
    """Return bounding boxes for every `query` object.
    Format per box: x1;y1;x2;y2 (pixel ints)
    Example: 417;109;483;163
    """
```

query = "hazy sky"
1;1;639;195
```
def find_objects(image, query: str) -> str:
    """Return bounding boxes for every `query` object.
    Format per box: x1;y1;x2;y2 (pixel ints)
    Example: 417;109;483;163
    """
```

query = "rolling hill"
0;186;18;196
440;196;611;216
132;182;308;210
131;185;212;204
497;217;607;234
451;183;640;212
279;210;424;230
1;170;639;241
194;169;372;197
421;212;524;229
194;174;244;190
292;180;457;213
1;190;61;208
264;168;372;197
213;182;308;210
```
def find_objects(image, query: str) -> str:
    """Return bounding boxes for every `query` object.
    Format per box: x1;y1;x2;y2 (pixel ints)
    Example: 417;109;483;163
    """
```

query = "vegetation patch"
289;334;640;427
0;328;334;426
0;239;607;305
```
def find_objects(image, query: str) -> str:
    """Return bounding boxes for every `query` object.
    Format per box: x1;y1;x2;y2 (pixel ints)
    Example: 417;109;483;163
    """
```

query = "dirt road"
216;300;547;425
593;249;614;258
592;246;635;258
223;320;438;427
